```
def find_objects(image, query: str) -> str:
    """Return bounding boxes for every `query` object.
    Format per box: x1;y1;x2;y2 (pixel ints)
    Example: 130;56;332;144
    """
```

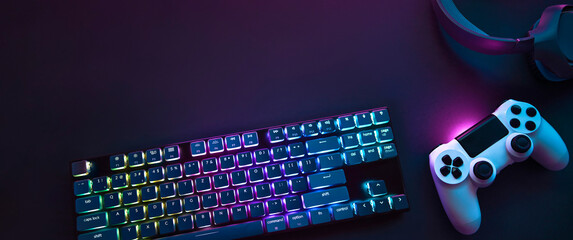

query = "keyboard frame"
70;106;409;239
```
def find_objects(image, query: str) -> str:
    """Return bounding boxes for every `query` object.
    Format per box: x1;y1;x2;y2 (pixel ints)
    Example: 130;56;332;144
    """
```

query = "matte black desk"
2;1;573;239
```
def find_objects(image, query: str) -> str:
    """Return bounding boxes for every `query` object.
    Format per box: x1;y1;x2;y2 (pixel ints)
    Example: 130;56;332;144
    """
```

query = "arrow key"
391;194;409;210
366;180;387;197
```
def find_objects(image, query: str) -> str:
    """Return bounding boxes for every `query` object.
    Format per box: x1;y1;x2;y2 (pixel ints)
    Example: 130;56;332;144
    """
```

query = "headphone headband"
431;0;534;55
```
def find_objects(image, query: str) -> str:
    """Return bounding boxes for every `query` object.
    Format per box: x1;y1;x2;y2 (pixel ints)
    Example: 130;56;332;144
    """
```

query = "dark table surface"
2;0;573;239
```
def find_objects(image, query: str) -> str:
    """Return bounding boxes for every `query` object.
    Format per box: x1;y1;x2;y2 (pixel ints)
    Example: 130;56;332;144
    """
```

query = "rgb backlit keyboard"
70;107;409;240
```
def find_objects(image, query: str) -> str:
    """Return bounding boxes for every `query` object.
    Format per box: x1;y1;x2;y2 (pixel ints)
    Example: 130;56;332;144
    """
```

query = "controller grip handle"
531;118;569;171
436;180;481;235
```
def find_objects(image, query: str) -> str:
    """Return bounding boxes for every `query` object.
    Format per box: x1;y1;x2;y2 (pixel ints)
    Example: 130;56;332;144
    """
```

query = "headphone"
431;0;573;81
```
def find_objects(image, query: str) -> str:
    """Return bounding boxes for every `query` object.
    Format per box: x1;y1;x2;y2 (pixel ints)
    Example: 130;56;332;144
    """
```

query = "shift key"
302;186;350;209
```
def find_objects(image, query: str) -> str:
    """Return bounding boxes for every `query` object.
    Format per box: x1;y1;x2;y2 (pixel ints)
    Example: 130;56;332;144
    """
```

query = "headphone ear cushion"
526;44;569;82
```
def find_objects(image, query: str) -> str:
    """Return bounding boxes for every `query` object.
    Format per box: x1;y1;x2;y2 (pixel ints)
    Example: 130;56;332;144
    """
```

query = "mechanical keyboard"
70;107;409;240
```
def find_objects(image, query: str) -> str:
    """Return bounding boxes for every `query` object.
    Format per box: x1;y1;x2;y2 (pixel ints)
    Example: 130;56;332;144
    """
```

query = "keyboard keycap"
254;149;271;164
363;146;381;162
146;148;162;164
353;201;374;216
220;189;236;205
249;202;265;218
78;228;119;240
359;130;377;146
288;142;306;158
109;209;128;225
195;212;212;228
231;170;247;186
284;196;302;212
265;164;282;179
337;116;355;131
141;186;158;202
110;154;127;171
331;204;354;220
128;205;146;222
72;160;90;179
238;186;254;202
237;152;254;167
340;133;359;149
213;209;230;225
266;199;283;215
208;138;224;154
160;220;264;240
380;143;398;159
255;183;272;199
231;205;248;221
111;173;128;189
309;208;331;224
213;173;230;189
391;194;409;210
319;119;336;134
128;151;144;167
377;127;394;143
148;167;165;183
160;182;176;199
177;214;194;231
177;180;194;196
166;164;183;180
272;181;289;196
290;177;308;193
354;112;373;128
367;180;387;197
184;196;201;212
248;167;264;183
92;176;110;193
343;150;363;165
302;122;319;137
120;225;138;240
287;212;309;228
265;216;286;233
75;195;102;213
140;221;157;238
219;155;236;170
300;158;317;174
148;202;164;219
103;192;121;208
74;179;92;196
306;136;340;155
242;132;259;147
317;153;343;170
372;109;390;125
166;199;183;215
159;218;176;234
268;128;285;143
308;169;347;190
271;146;288;161
372;198;391;213
183;161;200;176
283;161;299;176
122;189;139;205
164;146;180;161
285;125;302;140
202;158;218;173
225;135;242;150
130;170;147;186
190;141;207;157
301;186;350;209
195;176;211;192
77;212;108;231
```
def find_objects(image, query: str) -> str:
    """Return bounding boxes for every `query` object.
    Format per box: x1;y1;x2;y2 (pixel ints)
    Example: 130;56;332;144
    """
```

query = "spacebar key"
306;136;340;155
157;220;264;240
302;186;350;208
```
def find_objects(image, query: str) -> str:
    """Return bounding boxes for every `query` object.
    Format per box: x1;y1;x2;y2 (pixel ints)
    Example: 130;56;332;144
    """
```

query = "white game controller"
429;99;569;234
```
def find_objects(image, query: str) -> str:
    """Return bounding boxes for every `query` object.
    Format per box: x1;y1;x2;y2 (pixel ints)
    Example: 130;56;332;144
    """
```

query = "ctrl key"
264;216;286;233
78;228;119;240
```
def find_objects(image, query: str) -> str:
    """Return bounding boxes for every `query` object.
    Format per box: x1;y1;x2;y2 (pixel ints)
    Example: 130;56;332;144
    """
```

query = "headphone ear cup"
526;20;566;82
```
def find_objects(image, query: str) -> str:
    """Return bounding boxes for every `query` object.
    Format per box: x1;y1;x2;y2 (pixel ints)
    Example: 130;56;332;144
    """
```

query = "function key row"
190;132;259;157
267;109;389;143
110;146;180;171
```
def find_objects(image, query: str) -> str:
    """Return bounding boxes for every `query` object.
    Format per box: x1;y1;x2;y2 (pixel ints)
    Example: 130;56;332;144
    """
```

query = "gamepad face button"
510;119;521;128
511;135;532;153
526;107;537;117
511;105;522;115
442;155;452;165
453;157;463;167
452;168;462;179
525;121;536;131
474;161;494;180
440;166;451;176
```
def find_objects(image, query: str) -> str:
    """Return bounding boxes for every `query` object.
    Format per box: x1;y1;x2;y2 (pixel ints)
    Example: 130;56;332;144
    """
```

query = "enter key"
307;169;347;190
